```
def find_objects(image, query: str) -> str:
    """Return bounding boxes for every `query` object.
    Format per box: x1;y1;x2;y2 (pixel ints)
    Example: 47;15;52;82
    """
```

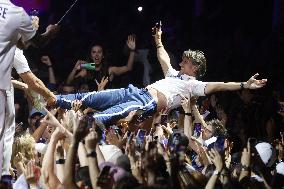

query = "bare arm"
108;35;136;77
41;56;56;84
152;23;172;77
20;71;55;101
204;73;267;95
85;131;100;189
11;80;28;91
42;128;65;189
66;60;85;84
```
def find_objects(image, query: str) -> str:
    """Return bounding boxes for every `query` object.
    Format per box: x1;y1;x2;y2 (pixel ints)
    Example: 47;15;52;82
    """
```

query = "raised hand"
152;21;162;43
95;76;109;91
23;160;38;187
71;99;82;112
31;16;39;30
241;140;251;167
126;35;136;51
208;148;224;172
245;73;267;89
41;56;52;66
180;94;191;113
85;130;99;151
74;116;89;142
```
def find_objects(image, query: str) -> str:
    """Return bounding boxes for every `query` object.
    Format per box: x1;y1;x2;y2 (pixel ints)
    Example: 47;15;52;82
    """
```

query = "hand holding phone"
160;114;167;126
136;129;146;147
152;20;162;36
97;166;111;186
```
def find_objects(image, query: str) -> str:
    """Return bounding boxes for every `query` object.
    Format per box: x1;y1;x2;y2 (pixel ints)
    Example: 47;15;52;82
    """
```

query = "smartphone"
136;129;146;146
193;123;201;138
97;165;111;186
170;132;181;152
160;114;167;126
214;137;225;152
248;137;257;147
156;20;162;28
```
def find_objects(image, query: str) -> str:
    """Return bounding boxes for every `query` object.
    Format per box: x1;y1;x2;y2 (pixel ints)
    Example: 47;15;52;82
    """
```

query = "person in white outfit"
0;0;58;180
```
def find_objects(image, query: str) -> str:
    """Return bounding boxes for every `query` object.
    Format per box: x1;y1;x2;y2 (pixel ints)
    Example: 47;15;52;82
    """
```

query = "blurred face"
62;85;75;94
41;125;55;143
202;124;213;140
29;114;42;131
91;45;103;65
179;57;197;76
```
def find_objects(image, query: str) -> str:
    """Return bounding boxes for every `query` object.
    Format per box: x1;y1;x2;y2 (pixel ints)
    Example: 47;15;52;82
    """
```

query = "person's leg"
0;90;7;177
56;88;129;110
2;87;15;176
93;88;157;126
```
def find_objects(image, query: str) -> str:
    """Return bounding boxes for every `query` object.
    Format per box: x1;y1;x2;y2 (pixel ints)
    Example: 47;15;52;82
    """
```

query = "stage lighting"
138;6;143;12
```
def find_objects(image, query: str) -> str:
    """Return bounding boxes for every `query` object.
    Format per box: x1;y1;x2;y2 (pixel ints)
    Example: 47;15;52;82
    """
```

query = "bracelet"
156;45;163;49
184;112;192;116
56;159;65;164
47;65;52;68
241;165;250;171
240;82;244;90
130;49;136;52
213;170;220;176
86;150;97;158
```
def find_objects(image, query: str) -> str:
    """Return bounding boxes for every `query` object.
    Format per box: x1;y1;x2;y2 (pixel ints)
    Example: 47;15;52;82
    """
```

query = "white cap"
99;145;123;164
276;162;284;176
255;142;277;167
35;143;47;154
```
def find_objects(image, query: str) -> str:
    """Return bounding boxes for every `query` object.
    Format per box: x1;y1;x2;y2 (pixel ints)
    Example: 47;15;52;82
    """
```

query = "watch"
86;150;97;158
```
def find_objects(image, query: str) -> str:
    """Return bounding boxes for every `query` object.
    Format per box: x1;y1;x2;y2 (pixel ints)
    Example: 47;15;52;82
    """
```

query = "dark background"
12;0;284;94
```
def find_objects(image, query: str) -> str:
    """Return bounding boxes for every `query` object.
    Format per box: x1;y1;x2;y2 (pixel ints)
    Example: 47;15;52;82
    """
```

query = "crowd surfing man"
46;23;267;127
49;63;267;127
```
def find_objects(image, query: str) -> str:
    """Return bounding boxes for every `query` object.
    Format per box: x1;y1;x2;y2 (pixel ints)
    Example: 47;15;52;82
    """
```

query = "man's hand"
43;24;60;38
244;73;267;89
85;130;98;152
41;56;52;66
127;35;136;51
31;16;39;30
241;140;251;167
152;21;162;44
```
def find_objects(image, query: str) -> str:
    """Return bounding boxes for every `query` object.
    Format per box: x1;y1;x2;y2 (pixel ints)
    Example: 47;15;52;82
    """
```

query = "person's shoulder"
165;67;179;77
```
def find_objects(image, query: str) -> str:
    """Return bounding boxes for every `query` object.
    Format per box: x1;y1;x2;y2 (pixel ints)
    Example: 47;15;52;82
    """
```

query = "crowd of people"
1;1;284;189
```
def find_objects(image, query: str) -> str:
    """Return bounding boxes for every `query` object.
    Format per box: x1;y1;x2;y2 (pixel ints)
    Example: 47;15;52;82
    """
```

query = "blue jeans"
56;84;157;126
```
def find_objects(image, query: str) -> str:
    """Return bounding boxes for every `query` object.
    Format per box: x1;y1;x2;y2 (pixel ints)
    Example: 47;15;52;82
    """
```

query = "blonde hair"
183;49;207;78
12;133;36;166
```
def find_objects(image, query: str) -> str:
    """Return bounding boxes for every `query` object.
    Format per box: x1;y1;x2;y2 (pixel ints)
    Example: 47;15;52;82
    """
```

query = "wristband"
241;165;250;171
86;150;97;158
56;159;65;164
47;65;52;68
240;82;244;90
213;170;220;176
156;45;163;49
184;112;192;116
130;49;136;52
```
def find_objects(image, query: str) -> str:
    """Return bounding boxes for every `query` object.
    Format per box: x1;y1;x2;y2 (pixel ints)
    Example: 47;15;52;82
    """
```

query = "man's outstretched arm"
204;73;267;95
152;22;172;77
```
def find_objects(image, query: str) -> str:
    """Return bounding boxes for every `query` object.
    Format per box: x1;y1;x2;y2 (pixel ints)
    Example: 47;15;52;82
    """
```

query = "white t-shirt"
0;0;36;90
13;48;30;74
148;67;207;109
